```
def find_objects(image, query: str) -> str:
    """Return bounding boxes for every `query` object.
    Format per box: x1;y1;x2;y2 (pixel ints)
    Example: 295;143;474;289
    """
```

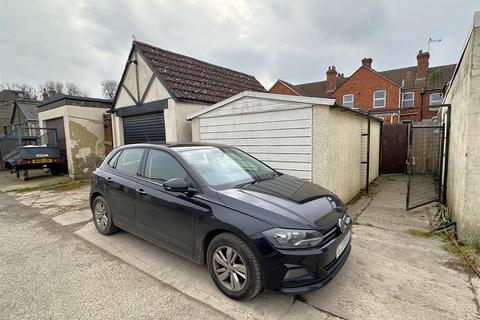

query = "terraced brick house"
269;51;455;123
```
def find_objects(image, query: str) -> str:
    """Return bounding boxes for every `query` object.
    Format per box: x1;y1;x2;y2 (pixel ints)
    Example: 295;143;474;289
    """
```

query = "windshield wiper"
234;179;256;188
234;173;277;189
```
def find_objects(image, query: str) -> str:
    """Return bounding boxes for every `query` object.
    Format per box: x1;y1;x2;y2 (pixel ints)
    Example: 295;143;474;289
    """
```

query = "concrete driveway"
2;174;479;319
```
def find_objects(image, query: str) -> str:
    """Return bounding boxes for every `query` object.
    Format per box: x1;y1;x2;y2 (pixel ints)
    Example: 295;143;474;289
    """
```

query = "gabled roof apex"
130;41;266;105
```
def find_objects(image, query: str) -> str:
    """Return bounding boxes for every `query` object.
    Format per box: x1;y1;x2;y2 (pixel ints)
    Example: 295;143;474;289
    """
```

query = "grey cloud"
1;0;478;97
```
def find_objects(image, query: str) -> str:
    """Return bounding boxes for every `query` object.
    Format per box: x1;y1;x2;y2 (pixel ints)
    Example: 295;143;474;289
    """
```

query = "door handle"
106;177;113;183
136;188;147;196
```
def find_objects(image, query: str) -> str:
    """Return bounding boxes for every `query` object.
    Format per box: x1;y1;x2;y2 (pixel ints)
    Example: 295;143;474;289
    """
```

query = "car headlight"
262;228;323;249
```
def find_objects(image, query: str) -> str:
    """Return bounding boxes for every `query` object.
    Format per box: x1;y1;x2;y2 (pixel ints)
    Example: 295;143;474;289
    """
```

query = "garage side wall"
66;105;107;179
173;101;209;143
444;21;480;243
39;105;107;179
312;106;380;203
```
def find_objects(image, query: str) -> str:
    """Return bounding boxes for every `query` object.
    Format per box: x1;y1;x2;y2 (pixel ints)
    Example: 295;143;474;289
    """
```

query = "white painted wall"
196;96;313;179
443;15;480;243
313;107;380;202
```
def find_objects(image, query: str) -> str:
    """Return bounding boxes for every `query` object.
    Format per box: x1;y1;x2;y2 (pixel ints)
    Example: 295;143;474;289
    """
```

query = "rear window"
107;150;122;168
115;148;144;175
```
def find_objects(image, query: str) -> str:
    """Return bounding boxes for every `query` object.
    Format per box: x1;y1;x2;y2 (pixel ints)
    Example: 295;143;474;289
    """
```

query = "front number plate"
336;231;351;259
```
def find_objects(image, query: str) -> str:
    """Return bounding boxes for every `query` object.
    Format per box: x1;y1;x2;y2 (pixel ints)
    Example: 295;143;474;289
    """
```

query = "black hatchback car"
90;144;352;300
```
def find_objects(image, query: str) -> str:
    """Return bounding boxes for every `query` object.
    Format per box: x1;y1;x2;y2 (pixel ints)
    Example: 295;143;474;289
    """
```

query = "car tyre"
207;232;262;300
92;195;118;235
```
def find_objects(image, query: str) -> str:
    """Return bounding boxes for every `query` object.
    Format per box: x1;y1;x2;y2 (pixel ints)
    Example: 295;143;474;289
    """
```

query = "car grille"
319;225;339;247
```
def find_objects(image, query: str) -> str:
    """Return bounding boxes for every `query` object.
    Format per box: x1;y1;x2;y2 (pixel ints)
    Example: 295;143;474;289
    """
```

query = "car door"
135;148;198;258
104;147;145;233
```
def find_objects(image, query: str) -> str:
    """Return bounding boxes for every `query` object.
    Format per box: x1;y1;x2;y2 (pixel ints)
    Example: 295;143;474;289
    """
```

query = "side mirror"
163;178;194;194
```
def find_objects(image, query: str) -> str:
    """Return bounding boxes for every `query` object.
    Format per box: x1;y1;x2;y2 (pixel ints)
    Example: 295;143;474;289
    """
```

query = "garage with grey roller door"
123;112;166;145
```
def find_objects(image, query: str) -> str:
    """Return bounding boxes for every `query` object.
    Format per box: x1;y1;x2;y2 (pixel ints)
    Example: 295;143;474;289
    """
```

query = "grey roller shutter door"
123;112;166;144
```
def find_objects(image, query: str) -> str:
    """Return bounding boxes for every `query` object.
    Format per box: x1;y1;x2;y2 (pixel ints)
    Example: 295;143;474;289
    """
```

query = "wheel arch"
90;191;103;210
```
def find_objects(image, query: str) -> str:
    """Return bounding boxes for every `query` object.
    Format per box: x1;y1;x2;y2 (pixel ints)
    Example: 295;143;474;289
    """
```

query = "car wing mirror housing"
163;178;196;194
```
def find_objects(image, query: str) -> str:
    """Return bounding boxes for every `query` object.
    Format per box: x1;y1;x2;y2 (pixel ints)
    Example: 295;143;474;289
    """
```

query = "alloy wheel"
212;246;247;291
95;201;108;231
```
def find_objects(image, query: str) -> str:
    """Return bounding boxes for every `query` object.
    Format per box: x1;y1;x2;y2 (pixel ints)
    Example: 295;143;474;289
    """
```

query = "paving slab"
53;209;92;225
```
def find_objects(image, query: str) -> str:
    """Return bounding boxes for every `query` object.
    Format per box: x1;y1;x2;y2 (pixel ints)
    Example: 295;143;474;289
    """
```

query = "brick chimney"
42;89;49;101
326;66;338;91
416;50;430;79
361;57;373;68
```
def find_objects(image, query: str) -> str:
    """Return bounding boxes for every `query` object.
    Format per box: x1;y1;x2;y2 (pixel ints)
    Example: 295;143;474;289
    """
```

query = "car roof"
118;142;232;150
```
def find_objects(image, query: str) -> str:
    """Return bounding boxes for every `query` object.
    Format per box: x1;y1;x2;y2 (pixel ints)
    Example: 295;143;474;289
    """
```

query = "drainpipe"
398;80;404;123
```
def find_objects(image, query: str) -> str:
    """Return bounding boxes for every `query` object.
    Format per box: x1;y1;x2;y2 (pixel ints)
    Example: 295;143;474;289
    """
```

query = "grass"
15;180;88;193
442;232;480;276
407;228;434;238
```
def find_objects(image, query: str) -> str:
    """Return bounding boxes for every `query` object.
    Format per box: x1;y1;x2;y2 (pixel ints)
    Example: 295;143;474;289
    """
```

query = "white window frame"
342;94;354;108
373;90;386;108
401;92;414;108
429;92;443;106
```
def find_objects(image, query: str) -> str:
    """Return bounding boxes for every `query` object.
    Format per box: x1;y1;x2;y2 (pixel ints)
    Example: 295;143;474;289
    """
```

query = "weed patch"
407;229;434;238
15;181;88;193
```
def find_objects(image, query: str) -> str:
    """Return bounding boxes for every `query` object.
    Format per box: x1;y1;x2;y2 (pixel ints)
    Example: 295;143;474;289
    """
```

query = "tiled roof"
292;77;349;98
379;64;456;90
273;63;455;98
16;101;40;120
134;41;266;104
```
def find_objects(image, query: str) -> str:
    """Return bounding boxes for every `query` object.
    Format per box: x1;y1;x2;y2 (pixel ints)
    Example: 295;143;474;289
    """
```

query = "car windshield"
175;146;276;189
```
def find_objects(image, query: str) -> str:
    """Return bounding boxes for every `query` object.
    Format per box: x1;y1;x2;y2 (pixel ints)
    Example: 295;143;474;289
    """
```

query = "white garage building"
188;92;381;203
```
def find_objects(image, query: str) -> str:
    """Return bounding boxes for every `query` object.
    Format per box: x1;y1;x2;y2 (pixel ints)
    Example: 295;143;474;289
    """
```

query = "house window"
373;90;386;108
343;94;354;108
401;92;414;108
430;92;443;106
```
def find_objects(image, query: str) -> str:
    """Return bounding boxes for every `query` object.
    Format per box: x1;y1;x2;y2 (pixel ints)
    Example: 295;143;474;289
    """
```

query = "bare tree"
0;82;39;100
65;82;86;96
100;80;118;100
41;80;64;96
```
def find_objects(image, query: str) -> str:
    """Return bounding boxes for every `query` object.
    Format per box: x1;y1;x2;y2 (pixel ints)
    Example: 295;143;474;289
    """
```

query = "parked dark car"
90;144;352;300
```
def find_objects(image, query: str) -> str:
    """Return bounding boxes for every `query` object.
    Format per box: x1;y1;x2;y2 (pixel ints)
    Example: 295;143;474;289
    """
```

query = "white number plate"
336;231;351;258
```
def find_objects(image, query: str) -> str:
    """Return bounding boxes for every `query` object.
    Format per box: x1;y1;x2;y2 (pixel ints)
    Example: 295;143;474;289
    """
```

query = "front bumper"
255;223;352;294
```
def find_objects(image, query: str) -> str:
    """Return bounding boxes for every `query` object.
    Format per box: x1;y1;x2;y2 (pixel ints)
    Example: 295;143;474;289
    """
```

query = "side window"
145;149;188;182
107;150;122;168
115;148;144;175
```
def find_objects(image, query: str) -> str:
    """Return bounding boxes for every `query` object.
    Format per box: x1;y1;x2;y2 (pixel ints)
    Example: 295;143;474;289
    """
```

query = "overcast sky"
1;0;479;98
